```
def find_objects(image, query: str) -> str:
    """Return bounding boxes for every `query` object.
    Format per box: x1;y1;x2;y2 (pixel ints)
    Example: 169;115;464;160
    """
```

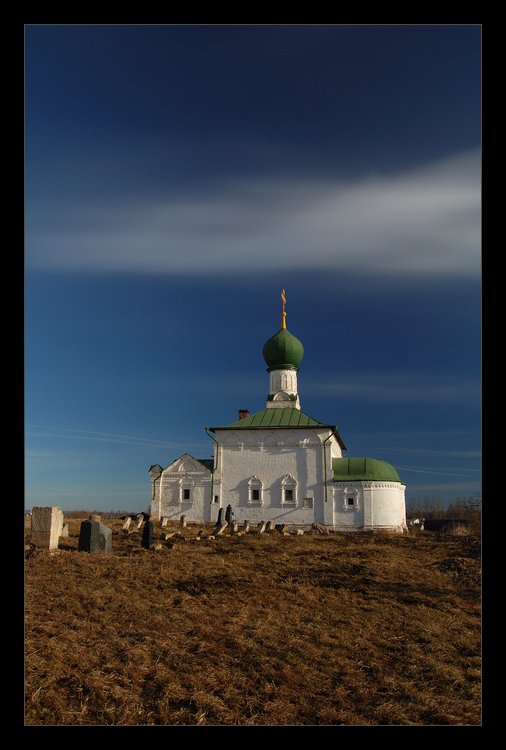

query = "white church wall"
331;482;406;531
150;454;214;524
332;483;366;529
366;483;407;532
213;427;336;525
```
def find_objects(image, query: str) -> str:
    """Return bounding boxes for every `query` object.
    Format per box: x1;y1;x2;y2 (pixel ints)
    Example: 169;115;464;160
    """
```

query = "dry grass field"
25;518;481;726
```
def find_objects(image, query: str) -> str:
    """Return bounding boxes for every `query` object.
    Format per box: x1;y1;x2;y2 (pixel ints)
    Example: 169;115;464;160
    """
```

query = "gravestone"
180;515;187;528
257;521;266;534
31;507;64;550
78;520;112;553
242;520;250;533
231;521;239;534
311;523;329;535
161;517;168;527
275;524;288;535
295;529;304;536
217;508;224;525
135;515;144;529
265;521;274;531
122;517;132;531
225;505;233;523
141;521;153;549
60;523;70;538
215;521;228;536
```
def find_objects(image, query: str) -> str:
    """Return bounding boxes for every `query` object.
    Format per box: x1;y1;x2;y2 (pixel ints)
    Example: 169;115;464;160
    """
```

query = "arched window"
248;476;263;505
281;474;297;505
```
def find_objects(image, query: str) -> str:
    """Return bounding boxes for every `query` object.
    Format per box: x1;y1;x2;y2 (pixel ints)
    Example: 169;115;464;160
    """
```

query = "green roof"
212;408;322;429
210;408;347;449
263;327;304;370
332;457;402;483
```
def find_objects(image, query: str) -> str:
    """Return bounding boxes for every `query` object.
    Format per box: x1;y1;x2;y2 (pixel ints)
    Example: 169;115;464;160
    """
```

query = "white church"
149;293;407;532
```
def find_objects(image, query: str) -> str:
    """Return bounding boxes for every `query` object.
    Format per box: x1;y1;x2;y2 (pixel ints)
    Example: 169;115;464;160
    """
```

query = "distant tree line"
407;494;481;535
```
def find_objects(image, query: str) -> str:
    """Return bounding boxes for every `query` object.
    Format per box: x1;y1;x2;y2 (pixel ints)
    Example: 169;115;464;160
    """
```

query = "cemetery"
24;507;481;725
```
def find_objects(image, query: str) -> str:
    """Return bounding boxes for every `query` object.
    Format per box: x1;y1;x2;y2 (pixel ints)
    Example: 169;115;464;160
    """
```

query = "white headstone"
180;515;187;528
60;523;70;538
122;517;132;531
31;507;64;550
257;521;267;534
161;517;168;527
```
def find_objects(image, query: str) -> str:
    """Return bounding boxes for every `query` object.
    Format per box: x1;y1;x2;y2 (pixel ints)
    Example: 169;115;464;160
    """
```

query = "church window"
214;495;219;504
179;477;194;503
248;476;263;505
281;475;297;505
343;488;359;510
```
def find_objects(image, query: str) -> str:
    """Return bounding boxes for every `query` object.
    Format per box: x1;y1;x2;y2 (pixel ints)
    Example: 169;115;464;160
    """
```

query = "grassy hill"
25;519;480;725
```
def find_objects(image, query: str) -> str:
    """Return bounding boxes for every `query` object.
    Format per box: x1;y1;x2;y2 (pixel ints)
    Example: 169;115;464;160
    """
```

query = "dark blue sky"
25;24;481;510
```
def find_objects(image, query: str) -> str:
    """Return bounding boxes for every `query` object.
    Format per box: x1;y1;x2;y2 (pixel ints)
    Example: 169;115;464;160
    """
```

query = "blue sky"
25;24;481;511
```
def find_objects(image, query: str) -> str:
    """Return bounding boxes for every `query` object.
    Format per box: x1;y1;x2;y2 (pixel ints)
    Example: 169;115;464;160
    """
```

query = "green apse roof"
332;457;402;483
263;327;304;370
209;408;347;449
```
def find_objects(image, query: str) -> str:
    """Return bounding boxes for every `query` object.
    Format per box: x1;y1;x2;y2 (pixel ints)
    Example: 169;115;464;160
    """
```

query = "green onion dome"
262;327;304;370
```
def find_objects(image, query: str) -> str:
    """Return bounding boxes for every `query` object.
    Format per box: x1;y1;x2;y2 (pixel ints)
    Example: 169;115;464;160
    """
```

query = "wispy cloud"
27;149;480;277
305;373;480;404
397;466;478;478
406;481;481;494
26;425;202;452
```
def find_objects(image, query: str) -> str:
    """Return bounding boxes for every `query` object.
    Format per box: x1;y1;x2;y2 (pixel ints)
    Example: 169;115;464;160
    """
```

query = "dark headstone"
142;520;154;549
78;520;112;553
217;507;224;525
225;504;233;523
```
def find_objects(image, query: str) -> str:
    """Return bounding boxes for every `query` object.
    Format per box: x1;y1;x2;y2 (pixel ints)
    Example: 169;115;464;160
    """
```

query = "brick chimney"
238;409;250;420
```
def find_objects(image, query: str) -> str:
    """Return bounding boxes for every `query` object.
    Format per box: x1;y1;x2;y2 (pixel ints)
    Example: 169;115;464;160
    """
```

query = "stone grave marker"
242;519;250;532
31;507;64;550
225;504;233;523
231;521;239;534
141;520;154;549
265;520;274;531
161;517;168;527
60;523;70;538
135;515;144;529
78;519;112;553
257;521;266;534
122;517;132;532
180;515;187;528
215;521;228;536
217;507;224;526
